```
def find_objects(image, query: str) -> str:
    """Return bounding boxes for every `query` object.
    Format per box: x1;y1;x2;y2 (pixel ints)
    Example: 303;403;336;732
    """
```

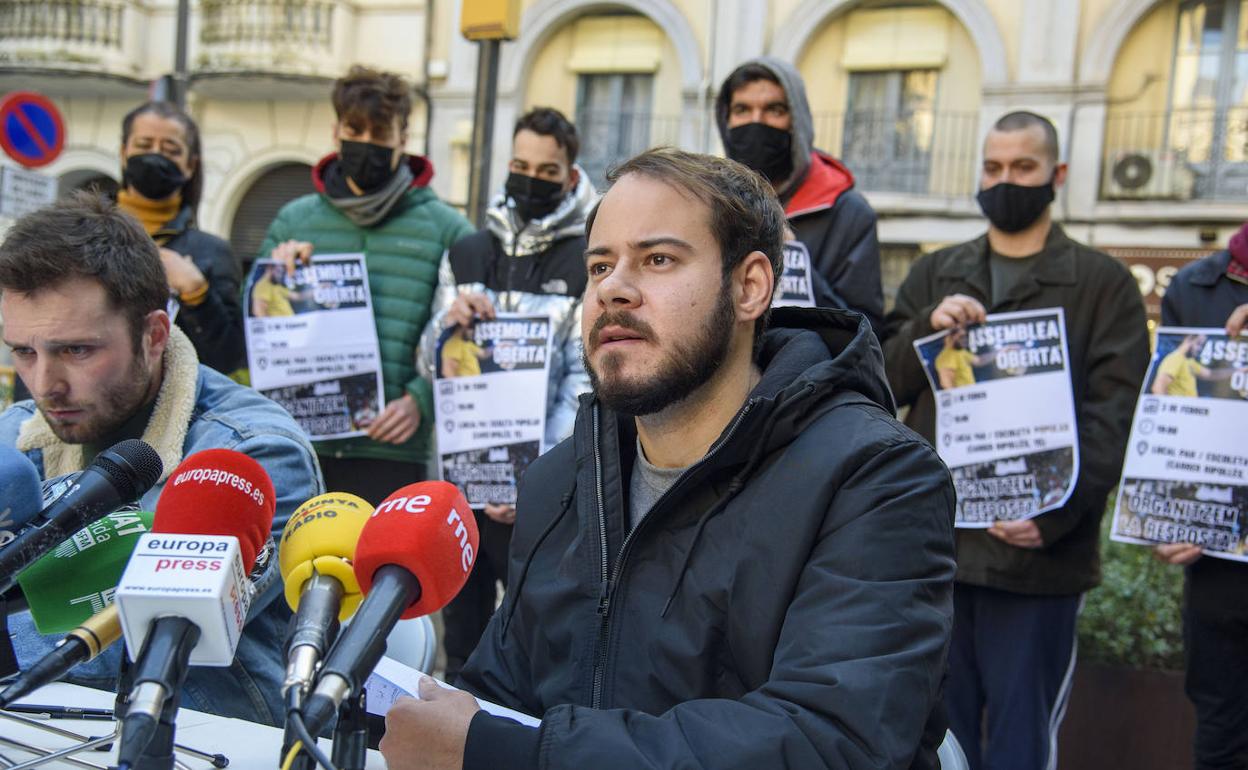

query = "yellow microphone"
278;493;373;699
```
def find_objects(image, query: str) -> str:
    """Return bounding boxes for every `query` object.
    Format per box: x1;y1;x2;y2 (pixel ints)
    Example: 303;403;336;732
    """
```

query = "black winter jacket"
1159;250;1248;614
458;307;957;770
156;207;246;374
882;225;1150;595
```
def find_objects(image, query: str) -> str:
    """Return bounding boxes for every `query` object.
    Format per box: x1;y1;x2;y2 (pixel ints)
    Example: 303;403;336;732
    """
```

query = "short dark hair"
992;111;1060;163
332;65;413;139
121;101;204;215
513;107;579;165
0;192;168;349
586;148;786;350
719;62;783;107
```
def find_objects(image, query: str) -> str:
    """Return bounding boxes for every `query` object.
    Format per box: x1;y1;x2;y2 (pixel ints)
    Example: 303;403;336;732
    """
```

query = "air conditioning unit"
1103;150;1196;200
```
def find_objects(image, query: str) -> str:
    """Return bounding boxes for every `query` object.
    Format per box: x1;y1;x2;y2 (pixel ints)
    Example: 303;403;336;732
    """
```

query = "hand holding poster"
1111;328;1248;561
913;308;1080;528
244;255;385;440
434;313;552;509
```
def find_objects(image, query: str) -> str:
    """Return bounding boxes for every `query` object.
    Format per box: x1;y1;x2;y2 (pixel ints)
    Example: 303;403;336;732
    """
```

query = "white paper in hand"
364;655;541;727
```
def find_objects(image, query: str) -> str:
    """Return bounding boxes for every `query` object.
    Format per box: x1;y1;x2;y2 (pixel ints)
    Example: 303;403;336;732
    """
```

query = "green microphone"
16;509;154;634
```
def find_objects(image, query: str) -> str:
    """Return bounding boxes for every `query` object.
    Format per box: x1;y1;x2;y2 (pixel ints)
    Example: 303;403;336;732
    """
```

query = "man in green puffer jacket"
257;65;474;502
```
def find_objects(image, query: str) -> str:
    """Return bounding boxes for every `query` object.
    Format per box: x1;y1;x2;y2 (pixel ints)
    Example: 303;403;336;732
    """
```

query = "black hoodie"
457;307;956;769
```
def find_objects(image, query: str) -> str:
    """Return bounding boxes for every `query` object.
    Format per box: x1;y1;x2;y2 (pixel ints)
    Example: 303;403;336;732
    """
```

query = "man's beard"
38;353;153;444
583;278;736;417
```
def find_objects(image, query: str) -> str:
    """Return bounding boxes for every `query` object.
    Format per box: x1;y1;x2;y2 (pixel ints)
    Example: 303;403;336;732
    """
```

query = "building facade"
0;0;1242;314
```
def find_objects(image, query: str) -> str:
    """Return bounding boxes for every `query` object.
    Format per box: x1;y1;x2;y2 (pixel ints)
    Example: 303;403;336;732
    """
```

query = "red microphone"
152;448;276;571
114;449;275;770
300;481;477;734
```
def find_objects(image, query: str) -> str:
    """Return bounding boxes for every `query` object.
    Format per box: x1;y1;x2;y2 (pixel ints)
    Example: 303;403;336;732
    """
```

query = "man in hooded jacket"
377;148;956;770
418;107;594;681
716;57;884;332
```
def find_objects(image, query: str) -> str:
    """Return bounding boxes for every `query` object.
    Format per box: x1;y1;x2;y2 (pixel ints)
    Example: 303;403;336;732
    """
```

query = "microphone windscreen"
18;510;154;634
153;449;275;572
353;481;477;619
0;446;43;543
279;493;372;618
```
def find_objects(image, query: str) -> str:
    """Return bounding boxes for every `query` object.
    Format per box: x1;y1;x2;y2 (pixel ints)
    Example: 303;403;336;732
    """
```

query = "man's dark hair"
0;192;168;350
992;111;1060;163
121;101;204;215
332;65;413;139
514;107;579;165
586;148;786;351
719;62;783;108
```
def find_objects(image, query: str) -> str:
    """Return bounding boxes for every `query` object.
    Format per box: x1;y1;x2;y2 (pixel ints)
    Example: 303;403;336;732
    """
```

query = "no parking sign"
0;91;65;169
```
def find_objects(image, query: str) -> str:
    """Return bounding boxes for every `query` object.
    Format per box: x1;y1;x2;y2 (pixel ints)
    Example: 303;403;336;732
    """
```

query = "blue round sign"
0;91;65;169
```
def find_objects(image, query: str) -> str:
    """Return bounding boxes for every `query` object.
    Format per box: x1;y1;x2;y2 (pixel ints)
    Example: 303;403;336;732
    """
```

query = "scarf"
117;189;182;237
484;167;597;258
323;162;414;228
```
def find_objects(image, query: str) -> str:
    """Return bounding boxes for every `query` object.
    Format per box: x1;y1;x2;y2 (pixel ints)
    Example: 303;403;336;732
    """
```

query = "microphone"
113;449;274;769
0;511;154;708
0;439;162;593
0;446;44;545
278;492;373;700
301;481;478;736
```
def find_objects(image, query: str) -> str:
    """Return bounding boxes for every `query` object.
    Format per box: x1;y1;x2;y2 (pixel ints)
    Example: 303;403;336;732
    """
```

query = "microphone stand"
331;689;368;770
127;693;181;770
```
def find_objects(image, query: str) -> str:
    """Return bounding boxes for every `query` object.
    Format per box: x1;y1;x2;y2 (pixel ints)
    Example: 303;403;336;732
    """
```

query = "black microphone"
0;439;162;593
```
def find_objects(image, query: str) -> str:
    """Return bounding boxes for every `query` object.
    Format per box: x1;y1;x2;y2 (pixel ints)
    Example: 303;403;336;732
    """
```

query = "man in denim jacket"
0;193;323;725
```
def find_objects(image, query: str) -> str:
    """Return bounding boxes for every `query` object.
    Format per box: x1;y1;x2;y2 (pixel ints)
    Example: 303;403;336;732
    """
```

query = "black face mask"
724;122;794;183
976;179;1056;233
505;172;566;222
339;140;398;194
124;153;187;201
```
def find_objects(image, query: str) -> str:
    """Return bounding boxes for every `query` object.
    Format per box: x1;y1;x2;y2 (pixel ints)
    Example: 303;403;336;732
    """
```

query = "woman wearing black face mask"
116;102;245;375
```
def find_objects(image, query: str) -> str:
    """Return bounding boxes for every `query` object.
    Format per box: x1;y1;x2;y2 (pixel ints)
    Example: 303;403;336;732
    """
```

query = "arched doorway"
228;162;315;269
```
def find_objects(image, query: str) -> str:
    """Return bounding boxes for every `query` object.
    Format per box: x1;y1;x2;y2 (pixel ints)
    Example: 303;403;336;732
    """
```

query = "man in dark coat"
378;148;956;770
716;57;884;331
1153;225;1248;770
882;111;1151;770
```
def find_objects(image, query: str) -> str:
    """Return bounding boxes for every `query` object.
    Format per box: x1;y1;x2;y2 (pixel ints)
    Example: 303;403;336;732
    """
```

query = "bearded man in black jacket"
379;148;956;770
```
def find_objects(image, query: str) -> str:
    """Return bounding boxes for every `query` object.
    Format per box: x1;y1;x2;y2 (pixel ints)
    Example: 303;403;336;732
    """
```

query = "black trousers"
317;456;426;506
441;511;513;682
1185;565;1248;770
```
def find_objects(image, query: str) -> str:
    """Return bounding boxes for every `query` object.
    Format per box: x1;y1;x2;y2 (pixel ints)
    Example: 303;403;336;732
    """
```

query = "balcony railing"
0;0;125;49
197;0;337;75
813;110;980;198
1102;107;1248;201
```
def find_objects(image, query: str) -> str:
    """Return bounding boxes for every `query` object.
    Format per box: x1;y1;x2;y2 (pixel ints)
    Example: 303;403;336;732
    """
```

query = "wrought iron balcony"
1102;107;1248;201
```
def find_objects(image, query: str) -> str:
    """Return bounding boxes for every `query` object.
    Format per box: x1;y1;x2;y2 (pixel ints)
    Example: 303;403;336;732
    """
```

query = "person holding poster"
418;107;594;682
1145;229;1248;770
716;59;884;329
882;110;1150;770
255;66;474;504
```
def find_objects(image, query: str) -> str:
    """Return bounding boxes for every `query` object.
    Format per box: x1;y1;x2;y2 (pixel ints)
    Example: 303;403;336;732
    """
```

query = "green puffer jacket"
258;155;475;465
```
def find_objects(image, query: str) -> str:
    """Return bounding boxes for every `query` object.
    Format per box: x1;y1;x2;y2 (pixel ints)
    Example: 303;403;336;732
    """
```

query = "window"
1168;0;1248;196
575;73;654;189
841;69;939;194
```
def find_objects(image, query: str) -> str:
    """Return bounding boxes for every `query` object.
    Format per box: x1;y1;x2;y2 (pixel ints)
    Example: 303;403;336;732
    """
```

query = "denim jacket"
0;327;324;725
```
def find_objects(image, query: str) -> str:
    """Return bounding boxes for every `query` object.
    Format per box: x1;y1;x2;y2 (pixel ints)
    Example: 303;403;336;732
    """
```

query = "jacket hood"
311;152;435;193
784;151;857;218
715;56;815;192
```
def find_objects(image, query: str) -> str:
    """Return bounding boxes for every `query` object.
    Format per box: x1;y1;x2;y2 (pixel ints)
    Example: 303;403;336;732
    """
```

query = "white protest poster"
1111;327;1248;561
433;313;552;509
243;254;384;440
771;240;816;308
913;308;1080;528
